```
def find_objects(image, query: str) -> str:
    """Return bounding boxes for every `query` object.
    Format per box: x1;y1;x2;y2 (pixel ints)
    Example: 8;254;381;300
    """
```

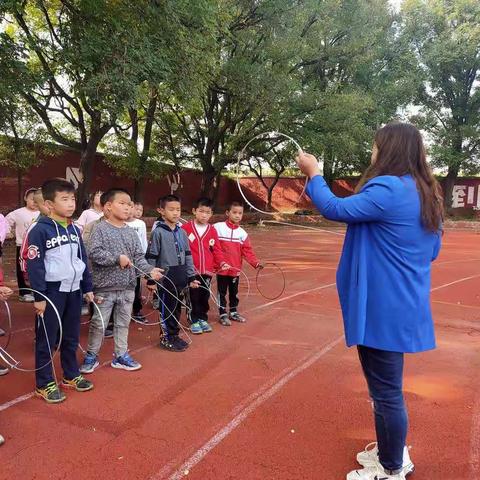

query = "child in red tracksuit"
214;201;262;326
182;198;228;334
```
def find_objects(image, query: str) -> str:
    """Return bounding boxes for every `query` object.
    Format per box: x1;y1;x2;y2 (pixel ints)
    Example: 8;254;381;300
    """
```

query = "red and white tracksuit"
213;220;260;276
182;221;226;276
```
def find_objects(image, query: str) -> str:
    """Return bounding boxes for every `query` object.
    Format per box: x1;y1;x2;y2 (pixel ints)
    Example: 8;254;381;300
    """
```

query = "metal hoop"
236;131;307;216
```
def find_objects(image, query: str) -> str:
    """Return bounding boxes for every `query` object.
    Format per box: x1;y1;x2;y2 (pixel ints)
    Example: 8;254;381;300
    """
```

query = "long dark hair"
356;122;444;232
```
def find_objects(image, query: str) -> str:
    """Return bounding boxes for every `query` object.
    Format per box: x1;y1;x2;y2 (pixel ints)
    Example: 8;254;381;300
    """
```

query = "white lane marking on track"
0;282;337;412
153;273;480;478
0;392;34;412
0;345;154;412
149;335;345;480
431;274;480;291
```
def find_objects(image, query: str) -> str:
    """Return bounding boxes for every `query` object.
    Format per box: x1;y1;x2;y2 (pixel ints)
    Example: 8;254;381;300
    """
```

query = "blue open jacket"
25;216;93;301
306;174;441;353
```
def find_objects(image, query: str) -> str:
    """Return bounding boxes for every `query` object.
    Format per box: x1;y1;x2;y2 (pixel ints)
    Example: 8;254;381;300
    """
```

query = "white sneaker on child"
347;465;406;480
356;442;414;475
19;294;35;303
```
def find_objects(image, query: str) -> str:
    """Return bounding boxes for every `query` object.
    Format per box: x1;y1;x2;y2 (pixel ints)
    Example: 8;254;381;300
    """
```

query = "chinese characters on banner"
452;184;480;210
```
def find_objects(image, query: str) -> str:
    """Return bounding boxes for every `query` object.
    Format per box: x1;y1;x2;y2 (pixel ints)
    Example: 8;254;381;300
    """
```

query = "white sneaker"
347;465;406;480
0;434;4;446
356;442;414;475
19;294;35;303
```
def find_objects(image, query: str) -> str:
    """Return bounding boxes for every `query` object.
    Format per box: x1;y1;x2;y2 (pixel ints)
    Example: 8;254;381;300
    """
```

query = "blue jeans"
357;345;408;472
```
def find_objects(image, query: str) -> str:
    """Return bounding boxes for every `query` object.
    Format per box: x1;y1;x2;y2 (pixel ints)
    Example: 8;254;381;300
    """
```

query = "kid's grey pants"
87;289;135;357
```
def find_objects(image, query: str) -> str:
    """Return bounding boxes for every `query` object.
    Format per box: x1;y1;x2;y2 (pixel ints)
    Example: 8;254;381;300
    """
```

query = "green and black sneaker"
35;381;66;404
61;375;94;392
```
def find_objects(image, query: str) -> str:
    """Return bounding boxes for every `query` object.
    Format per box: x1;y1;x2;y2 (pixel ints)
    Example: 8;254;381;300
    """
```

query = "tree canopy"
1;0;479;209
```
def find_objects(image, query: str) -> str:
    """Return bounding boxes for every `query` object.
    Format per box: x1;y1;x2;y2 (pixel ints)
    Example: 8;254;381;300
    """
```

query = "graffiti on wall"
451;184;480;210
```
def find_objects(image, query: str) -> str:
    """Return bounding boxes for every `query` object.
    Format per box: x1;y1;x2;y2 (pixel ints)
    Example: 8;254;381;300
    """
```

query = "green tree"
0;85;52;205
157;0;302;203
291;0;417;185
0;0;216;210
402;0;480;209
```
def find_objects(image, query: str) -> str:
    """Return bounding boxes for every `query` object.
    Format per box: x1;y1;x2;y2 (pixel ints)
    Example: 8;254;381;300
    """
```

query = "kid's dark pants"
189;275;211;322
35;283;82;388
217;274;239;315
156;266;187;339
133;277;143;315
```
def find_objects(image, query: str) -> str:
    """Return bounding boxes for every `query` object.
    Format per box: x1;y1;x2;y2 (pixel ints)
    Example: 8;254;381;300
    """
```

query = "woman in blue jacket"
297;123;443;480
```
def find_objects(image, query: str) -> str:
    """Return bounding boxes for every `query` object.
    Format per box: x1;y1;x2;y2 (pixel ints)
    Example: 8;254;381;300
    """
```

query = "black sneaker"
61;375;94;392
159;336;187;352
219;313;231;326
0;366;9;376
173;335;189;350
230;312;246;323
132;313;148;324
35;381;66;404
104;328;114;339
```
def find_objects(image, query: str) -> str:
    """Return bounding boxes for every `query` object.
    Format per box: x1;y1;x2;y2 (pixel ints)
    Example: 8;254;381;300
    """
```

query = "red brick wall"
1;146;479;215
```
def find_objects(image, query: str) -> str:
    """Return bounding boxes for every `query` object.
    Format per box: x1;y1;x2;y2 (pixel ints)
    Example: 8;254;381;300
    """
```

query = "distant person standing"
6;188;40;302
126;201;148;322
76;191;103;233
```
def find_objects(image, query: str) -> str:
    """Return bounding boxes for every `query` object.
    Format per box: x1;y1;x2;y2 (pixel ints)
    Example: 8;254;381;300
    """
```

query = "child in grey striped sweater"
80;188;162;374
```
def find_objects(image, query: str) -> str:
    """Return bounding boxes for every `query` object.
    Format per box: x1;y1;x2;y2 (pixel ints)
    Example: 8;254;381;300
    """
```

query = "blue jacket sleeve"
78;236;93;293
305;175;395;223
25;225;47;301
432;231;442;261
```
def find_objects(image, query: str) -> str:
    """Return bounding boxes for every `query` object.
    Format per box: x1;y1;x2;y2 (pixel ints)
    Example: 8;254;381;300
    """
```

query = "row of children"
0;178;262;414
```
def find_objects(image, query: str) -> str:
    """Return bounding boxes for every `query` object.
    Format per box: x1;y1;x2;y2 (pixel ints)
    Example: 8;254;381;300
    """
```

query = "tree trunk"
323;149;334;187
267;187;273;211
201;167;217;198
266;172;283;211
211;171;223;210
17;168;23;207
443;165;459;212
134;87;158;204
77;137;100;215
133;177;144;203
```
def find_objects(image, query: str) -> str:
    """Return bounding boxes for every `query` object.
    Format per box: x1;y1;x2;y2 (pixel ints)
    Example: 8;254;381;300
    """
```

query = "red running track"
0;227;479;480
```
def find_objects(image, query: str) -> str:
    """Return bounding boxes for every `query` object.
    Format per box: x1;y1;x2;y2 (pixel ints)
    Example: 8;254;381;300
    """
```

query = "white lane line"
431;274;480;291
248;282;336;313
0;392;34;412
0;345;154;412
0;282;338;413
149;335;345;480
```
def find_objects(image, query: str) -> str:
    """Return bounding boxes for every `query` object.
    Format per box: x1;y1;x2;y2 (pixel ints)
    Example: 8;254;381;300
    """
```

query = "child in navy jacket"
25;179;94;404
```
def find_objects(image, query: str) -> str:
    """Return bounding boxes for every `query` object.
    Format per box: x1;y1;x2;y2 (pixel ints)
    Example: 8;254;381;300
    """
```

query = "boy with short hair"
126;201;148;322
80;189;162;373
214;201;263;325
25;178;94;403
146;195;200;352
182;197;228;334
6;188;40;301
